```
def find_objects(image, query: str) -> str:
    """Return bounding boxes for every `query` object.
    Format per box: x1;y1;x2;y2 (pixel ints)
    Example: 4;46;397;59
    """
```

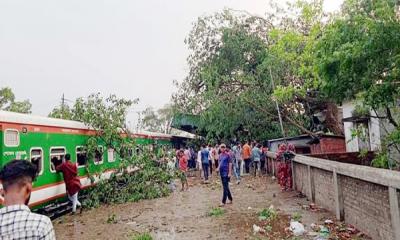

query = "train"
0;110;181;211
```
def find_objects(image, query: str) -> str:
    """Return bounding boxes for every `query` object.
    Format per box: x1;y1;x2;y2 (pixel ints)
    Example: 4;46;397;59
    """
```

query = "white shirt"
0;204;55;240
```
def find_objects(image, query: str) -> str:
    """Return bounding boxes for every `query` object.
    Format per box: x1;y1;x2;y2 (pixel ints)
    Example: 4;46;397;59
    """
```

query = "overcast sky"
0;0;343;125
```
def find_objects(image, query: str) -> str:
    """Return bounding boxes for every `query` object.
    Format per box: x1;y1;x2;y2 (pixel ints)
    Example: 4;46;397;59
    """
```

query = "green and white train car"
0;110;172;209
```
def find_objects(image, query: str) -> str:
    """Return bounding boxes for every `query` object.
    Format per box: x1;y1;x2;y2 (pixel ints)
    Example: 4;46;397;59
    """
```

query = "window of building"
94;146;104;164
50;147;66;173
4;129;19;147
76;146;87;167
30;148;43;175
108;148;116;162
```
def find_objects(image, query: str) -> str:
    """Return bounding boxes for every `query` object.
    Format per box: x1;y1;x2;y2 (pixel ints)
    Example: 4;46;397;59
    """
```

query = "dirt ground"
53;174;369;240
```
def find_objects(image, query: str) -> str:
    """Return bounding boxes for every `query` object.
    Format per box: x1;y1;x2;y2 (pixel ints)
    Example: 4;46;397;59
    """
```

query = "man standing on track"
217;144;232;206
56;153;82;214
0;160;55;239
242;140;251;174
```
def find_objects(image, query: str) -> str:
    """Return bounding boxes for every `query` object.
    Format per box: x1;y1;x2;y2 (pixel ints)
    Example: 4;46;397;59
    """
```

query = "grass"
291;212;302;222
106;213;117;224
131;233;153;240
258;207;277;221
208;207;225;217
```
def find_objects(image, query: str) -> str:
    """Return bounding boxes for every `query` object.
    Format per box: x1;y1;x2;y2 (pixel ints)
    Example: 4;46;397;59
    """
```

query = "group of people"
172;140;274;206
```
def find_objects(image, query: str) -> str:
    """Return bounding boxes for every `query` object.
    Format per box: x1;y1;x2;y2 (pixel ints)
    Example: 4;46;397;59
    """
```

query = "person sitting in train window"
94;149;103;163
0;160;56;239
77;152;87;166
50;156;62;171
31;156;41;173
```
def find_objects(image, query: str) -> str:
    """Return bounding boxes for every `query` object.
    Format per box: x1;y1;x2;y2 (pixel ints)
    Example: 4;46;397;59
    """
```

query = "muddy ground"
54;174;369;240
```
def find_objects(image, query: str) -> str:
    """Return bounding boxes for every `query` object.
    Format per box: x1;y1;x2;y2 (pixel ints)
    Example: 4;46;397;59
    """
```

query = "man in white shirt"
0;160;55;240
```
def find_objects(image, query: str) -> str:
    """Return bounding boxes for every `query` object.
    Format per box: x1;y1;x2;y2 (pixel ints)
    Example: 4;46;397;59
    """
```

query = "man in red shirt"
178;150;189;191
56;153;82;214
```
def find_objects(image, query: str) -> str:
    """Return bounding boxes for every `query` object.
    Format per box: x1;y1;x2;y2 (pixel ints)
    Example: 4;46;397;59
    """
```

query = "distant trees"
0;87;32;113
139;104;175;134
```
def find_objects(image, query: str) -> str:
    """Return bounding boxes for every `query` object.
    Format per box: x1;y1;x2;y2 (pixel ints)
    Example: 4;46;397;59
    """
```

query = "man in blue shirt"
200;144;210;181
217;144;232;206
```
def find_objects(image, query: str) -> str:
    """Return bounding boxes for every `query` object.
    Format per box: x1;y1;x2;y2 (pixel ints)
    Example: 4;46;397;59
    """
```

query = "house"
341;100;391;152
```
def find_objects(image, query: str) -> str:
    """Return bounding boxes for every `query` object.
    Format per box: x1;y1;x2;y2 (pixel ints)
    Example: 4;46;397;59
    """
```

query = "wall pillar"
333;170;344;221
389;187;400;240
307;165;314;202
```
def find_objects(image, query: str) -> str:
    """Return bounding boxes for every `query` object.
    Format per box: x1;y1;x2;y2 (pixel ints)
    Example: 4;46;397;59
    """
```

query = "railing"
266;151;400;240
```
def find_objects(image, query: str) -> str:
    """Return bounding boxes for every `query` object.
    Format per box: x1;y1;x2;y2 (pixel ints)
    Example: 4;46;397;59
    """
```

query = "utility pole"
61;94;65;119
269;67;286;138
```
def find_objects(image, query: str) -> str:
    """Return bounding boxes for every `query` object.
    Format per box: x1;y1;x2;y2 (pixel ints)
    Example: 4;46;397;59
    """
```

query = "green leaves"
0;87;32;113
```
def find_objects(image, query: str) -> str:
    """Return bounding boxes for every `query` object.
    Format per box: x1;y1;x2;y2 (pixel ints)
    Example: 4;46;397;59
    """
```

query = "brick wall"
313;168;335;213
292;162;396;240
340;175;393;239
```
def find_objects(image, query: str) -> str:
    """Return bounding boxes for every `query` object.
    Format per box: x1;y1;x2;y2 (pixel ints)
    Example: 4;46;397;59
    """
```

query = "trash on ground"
289;221;305;236
253;224;265;234
319;226;330;238
324;219;333;224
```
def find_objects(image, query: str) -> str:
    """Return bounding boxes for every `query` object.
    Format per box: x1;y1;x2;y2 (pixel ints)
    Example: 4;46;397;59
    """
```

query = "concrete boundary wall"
267;152;400;240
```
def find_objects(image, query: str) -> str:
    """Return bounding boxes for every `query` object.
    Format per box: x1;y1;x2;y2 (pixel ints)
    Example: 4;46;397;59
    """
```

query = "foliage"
316;0;400;167
258;207;277;221
371;151;390;169
82;150;174;208
208;207;225;217
48;104;73;119
173;1;346;142
49;93;139;171
131;233;153;240
291;212;302;222
106;214;118;224
0;87;32;113
139;104;175;134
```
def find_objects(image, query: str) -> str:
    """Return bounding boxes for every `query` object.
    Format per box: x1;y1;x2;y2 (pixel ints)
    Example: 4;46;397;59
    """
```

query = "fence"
267;152;400;240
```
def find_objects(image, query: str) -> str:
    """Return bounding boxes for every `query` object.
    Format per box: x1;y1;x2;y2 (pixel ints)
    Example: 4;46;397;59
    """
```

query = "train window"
4;129;20;147
107;148;116;162
128;148;134;157
50;147;66;173
76;146;87;167
30;148;43;175
94;146;104;165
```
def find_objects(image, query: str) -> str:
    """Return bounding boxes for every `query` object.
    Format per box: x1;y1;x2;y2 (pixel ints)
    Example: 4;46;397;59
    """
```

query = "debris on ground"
324;219;333;224
253;224;265;234
289;221;305;236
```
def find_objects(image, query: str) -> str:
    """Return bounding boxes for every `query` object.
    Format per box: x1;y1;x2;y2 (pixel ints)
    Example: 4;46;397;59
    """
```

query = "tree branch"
243;97;318;137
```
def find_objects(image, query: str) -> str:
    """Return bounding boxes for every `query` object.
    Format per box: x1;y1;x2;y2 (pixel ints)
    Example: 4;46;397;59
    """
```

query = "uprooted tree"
172;1;343;142
49;93;175;208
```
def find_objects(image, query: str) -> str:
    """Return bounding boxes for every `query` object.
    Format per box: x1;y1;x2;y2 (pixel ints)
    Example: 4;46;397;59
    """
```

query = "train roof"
0;111;173;139
0;110;88;130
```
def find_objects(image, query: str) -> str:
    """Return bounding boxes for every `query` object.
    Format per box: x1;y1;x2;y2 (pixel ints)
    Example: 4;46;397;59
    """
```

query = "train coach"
0;110;173;211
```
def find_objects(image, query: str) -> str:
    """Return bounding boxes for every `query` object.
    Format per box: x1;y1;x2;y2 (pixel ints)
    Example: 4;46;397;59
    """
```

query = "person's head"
257;144;262;148
201;144;206;149
65;153;71;161
179;149;184;156
0;160;37;206
226;145;231;151
220;144;226;152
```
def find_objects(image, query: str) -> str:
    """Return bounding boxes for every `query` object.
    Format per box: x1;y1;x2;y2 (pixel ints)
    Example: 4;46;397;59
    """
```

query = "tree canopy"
0;87;32;113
